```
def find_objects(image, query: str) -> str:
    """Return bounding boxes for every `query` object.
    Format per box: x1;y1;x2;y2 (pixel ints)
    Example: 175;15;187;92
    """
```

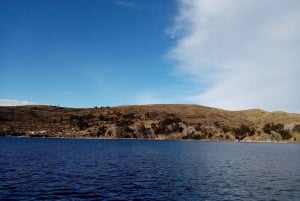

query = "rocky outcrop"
0;104;300;142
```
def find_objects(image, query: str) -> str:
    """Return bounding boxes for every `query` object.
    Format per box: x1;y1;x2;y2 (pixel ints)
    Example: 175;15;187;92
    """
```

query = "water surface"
0;138;299;200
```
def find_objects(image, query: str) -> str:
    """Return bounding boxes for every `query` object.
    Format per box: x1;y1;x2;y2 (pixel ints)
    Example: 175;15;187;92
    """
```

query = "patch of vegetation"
122;113;135;120
222;126;231;133
86;113;96;120
144;112;159;119
97;126;107;137
182;133;205;140
263;123;283;134
158;117;183;134
116;118;133;127
1;130;26;137
278;129;292;140
263;123;291;140
214;121;221;128
70;115;90;130
194;124;202;131
116;126;135;138
98;114;117;122
136;124;152;138
233;124;255;137
293;124;300;132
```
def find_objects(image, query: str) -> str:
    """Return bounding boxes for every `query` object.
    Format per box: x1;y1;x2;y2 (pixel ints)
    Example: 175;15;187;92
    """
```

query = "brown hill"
1;104;300;142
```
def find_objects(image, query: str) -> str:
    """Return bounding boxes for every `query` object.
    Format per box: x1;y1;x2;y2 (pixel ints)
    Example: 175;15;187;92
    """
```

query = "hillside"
1;104;300;142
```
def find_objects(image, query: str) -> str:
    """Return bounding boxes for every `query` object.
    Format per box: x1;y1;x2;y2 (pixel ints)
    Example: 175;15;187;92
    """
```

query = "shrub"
158;117;183;134
222;126;230;133
263;123;272;134
293;124;300;132
234;124;251;136
194;124;202;131
151;123;159;135
77;120;89;130
123;113;135;120
273;123;284;130
278;129;292;140
117;126;134;138
70;115;89;130
214;121;221;128
97;126;107;137
136;124;151;138
263;123;291;140
116;119;133;126
263;123;284;134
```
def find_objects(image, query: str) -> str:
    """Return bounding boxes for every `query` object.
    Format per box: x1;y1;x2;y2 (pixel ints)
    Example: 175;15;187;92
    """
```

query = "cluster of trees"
233;124;255;139
263;123;292;140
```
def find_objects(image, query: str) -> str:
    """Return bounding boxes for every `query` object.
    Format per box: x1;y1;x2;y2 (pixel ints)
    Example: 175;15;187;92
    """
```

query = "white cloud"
0;99;36;106
168;0;300;113
115;1;140;10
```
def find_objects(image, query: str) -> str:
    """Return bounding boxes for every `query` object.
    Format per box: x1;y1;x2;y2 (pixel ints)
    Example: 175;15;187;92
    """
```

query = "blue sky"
1;0;300;113
1;0;183;107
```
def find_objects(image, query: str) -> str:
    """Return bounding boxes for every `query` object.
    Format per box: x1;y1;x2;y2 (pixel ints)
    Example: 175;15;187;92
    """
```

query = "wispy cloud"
0;99;37;106
115;1;141;10
168;0;300;113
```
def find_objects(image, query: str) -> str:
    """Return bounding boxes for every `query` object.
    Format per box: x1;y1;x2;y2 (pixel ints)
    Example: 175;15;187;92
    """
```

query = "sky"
1;0;299;113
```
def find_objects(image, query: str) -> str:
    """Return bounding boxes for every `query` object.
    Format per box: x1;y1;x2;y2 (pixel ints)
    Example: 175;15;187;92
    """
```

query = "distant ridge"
1;104;300;142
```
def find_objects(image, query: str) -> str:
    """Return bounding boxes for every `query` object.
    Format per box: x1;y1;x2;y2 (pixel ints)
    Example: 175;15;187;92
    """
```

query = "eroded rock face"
0;105;299;141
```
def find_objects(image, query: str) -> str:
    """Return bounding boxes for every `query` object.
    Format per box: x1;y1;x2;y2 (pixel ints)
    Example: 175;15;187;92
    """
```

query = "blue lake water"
0;138;299;200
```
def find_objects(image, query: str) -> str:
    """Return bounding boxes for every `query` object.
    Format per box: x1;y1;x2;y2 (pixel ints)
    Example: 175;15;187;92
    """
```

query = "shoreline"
1;135;298;143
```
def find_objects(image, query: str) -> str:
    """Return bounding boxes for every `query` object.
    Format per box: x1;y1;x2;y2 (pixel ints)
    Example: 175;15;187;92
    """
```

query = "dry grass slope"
1;104;300;142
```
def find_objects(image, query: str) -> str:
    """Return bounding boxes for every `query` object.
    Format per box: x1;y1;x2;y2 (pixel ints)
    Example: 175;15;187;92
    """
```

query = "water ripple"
0;138;299;200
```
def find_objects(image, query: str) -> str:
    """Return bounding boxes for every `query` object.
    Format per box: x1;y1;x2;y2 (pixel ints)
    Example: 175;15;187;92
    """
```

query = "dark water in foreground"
0;138;299;200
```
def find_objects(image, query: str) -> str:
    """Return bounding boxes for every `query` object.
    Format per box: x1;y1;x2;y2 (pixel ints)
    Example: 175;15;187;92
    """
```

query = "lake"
0;138;299;200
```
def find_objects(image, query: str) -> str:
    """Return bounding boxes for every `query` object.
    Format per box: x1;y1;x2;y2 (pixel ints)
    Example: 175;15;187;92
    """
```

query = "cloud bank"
0;99;36;106
169;0;300;113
